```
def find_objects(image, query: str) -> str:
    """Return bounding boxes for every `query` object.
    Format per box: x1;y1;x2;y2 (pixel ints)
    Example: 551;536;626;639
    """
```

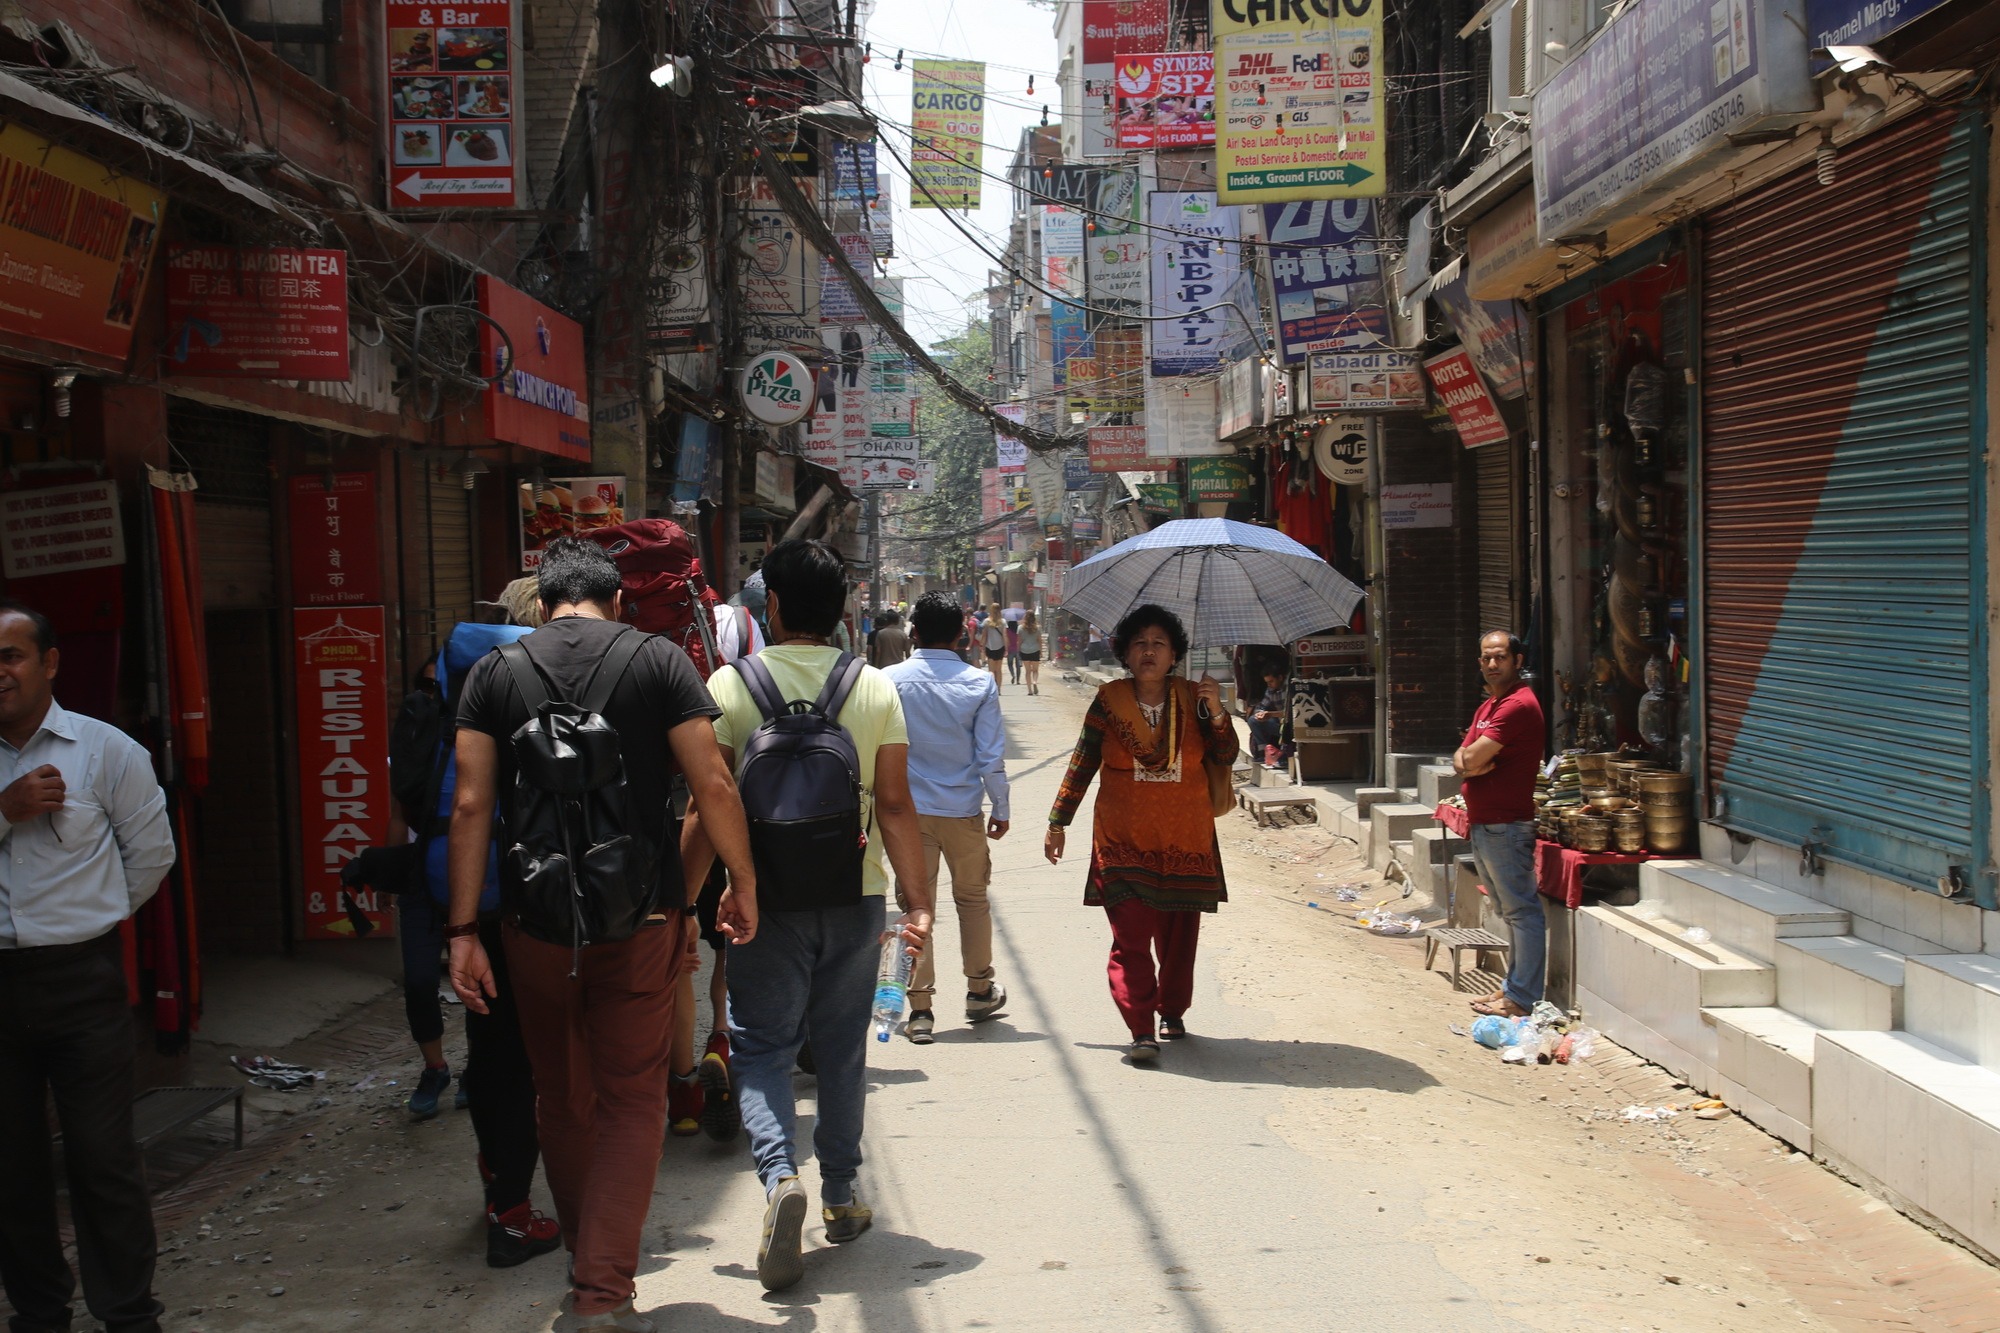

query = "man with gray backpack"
445;538;758;1333
694;538;932;1293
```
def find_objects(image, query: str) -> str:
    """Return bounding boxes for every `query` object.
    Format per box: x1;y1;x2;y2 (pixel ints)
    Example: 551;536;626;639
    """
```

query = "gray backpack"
735;652;867;913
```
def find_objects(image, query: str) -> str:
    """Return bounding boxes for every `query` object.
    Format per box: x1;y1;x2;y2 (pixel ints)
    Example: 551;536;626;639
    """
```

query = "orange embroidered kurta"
1048;678;1238;912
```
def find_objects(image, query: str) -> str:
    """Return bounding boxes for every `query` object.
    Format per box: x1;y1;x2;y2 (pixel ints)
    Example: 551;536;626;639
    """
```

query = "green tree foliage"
893;317;996;575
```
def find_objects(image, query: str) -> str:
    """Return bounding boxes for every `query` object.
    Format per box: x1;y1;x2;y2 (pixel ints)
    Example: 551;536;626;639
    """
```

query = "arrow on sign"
394;173;512;200
237;360;280;370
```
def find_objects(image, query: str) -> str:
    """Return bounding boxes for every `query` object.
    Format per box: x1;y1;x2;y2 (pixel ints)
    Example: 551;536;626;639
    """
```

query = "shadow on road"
1070;1037;1439;1092
925;1021;1048;1045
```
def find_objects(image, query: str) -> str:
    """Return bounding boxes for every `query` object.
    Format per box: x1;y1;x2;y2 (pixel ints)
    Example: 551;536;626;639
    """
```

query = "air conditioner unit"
1487;0;1591;116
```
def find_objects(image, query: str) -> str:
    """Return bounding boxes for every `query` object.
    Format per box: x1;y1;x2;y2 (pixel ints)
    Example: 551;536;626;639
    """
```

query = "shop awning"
0;69;308;230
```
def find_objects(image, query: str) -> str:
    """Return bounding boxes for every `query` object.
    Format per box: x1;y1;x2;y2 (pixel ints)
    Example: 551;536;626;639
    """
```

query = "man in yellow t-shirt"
695;539;932;1295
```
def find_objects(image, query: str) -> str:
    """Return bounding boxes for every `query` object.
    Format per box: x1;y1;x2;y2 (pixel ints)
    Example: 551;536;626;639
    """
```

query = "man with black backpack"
445;538;758;1333
696;538;932;1294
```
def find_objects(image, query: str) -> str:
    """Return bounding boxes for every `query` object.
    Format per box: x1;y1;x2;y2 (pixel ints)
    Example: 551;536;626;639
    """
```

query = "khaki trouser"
896;813;996;1005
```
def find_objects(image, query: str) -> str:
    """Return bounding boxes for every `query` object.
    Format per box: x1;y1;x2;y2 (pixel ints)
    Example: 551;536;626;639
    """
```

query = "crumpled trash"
1529;1000;1566;1028
230;1055;325;1091
1471;1015;1521;1049
1555;1027;1598;1063
1620;1104;1679;1121
1683;926;1712;944
1356;904;1423;935
1334;886;1363;903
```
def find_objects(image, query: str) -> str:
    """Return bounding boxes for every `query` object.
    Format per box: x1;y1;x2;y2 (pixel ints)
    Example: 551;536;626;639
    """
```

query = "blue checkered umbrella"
1060;518;1364;648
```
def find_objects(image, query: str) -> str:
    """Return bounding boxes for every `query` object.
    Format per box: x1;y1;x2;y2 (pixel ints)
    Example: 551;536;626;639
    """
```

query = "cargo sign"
910;61;984;209
478;275;590;460
0;126;163;367
1115;52;1215;149
288;473;380;606
1213;0;1383;203
1423;346;1509;448
0;481;125;580
1533;0;1813;243
386;0;517;207
295;605;393;940
165;247;350;380
1308;349;1424;411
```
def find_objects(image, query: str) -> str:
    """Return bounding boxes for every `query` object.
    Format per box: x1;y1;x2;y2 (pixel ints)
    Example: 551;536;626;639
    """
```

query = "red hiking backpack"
583;519;722;679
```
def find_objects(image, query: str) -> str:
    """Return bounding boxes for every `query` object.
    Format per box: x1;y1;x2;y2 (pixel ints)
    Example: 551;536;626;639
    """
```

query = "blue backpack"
418;624;533;910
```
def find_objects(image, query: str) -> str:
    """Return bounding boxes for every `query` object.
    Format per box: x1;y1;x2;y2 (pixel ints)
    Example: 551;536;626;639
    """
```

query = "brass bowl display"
1635;772;1694;798
1646;814;1693;853
1589;795;1636;813
1572;816;1612;852
1614;825;1648;853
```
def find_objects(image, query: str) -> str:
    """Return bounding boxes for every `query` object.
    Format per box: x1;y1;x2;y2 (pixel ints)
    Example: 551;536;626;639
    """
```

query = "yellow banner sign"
910;60;984;209
1211;0;1384;203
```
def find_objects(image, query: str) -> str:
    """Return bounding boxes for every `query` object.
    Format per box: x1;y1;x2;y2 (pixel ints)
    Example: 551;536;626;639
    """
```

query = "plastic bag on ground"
1470;1015;1520;1049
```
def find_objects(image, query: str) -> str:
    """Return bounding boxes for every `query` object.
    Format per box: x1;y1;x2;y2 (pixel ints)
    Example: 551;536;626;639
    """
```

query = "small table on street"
1433;802;1470;837
1534;840;1654;909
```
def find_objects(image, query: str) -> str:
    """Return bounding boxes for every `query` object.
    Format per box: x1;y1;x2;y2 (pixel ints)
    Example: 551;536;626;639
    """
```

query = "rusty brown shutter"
1475;439;1516;638
1699;107;1983;893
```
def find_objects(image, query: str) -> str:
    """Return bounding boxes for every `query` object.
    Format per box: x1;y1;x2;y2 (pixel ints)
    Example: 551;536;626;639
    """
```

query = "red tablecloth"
1535;840;1654;909
1434;802;1470;836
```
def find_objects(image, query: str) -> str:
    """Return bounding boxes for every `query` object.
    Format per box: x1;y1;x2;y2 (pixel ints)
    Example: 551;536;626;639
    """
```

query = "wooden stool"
1424;927;1511;989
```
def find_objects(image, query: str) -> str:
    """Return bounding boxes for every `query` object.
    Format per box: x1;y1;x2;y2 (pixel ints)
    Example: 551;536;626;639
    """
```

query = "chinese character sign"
166;247;352;381
1262;200;1389;364
910;61;984;209
386;0;518;207
288;473;381;606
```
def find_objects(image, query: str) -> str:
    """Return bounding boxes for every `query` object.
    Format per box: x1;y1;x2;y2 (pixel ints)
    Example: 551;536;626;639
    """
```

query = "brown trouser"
897;813;995;1005
504;920;680;1317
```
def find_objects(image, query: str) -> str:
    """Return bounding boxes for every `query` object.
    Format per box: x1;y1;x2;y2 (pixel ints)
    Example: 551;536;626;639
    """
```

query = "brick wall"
1379;417;1480;754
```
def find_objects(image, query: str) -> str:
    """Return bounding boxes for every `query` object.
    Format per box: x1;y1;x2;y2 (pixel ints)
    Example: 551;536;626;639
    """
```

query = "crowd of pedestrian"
0;521;1553;1333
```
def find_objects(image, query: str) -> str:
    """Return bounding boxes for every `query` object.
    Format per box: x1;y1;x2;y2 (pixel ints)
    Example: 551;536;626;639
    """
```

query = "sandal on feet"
1128;1036;1160;1063
1471;997;1529;1018
1468;990;1506;1008
1158;1018;1186;1041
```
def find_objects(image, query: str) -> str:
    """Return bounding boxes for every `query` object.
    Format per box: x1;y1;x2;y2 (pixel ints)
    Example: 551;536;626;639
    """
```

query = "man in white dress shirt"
0;600;175;1333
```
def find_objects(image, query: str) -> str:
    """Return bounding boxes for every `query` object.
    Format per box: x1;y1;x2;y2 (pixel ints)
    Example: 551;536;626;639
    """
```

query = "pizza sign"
385;0;518;208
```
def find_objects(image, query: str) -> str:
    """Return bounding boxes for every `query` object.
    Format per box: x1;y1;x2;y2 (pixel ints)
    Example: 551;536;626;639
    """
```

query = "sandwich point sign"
737;350;815;426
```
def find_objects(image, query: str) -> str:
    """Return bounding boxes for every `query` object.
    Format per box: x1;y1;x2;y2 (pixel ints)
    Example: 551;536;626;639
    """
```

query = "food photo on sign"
517;477;627;570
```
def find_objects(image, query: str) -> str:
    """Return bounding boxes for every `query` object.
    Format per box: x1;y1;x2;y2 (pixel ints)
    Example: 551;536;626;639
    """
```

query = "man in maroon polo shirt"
1452;631;1546;1018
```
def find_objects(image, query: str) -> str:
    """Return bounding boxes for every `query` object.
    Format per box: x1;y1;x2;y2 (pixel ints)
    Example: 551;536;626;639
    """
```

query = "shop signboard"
1213;0;1383;204
386;0;518;207
737;349;815;427
1423;346;1509;447
1187;455;1253;502
819;234;873;326
294;605;393;940
1218;356;1265;439
0;480;125;581
1072;513;1103;542
478;275;590;460
1380;482;1453;530
1532;0;1814;244
1136;482;1180;515
287;473;380;606
517;476;626;569
1047;559;1071;605
1312;416;1371;486
1115;52;1215;149
995;402;1028;473
1262;200;1389;365
1806;0;1953;51
1087;168;1146;316
164;247;350;380
1307;349;1424;411
1080;0;1170;158
1148;376;1228;456
673;415;712;505
0;126;163;368
1431;276;1531;401
1465;186;1540;301
1050;300;1091;387
1088;424;1159;471
830;139;879;203
1042;207;1084;292
869;170;895;257
1024;450;1068;530
740;203;818;352
1063;454;1099;491
1148;191;1247;376
910;61;985;208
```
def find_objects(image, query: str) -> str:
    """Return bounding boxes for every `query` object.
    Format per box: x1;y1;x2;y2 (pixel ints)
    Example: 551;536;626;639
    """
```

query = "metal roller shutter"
426;471;475;628
171;402;276;610
1475;441;1516;638
1699;107;1983;892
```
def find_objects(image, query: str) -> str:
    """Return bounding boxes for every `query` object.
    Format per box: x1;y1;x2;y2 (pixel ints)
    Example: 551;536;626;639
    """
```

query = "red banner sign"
288;473;381;605
294;605;393;940
1087;424;1159;472
165;247;350;380
386;0;517;208
1114;53;1215;149
1424;346;1510;448
479;275;590;460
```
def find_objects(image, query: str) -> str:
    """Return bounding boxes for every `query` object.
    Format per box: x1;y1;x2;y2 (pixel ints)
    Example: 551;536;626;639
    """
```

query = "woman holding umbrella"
1044;604;1237;1062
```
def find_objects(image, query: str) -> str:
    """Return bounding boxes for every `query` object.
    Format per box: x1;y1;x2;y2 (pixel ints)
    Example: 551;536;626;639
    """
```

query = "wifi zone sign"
737;351;814;426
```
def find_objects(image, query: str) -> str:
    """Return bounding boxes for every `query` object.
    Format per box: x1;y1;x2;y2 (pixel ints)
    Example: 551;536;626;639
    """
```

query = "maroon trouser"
505;921;680;1316
1103;898;1202;1038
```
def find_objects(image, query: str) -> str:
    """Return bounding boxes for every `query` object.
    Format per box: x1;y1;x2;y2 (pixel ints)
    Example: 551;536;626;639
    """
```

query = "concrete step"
1576;904;1776;1087
1409;825;1466;866
1416;763;1461;808
1903;953;2000;1069
1639;859;1849;965
1814;1029;2000;1259
1253;764;1293;788
1775;935;1907;1032
1369;803;1439;860
1386;752;1441;789
1397;787;1421;805
1352;786;1403;819
1706;1006;1821;1150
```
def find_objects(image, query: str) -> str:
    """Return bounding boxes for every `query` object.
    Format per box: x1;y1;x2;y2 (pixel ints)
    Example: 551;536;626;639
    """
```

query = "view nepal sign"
0;125;163;367
737;351;815;426
478;275;589;461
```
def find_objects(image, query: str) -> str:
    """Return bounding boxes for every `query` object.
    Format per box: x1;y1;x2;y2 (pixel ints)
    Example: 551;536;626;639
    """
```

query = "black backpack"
388;672;445;825
735;652;868;913
495;630;660;954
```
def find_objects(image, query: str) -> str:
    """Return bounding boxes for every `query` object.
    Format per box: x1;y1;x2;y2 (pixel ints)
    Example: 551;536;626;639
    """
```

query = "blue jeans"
1468;821;1546;1010
727;896;885;1205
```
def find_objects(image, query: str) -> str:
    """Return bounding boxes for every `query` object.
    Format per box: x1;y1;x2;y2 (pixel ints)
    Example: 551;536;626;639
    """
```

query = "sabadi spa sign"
737;350;815;427
477;275;589;461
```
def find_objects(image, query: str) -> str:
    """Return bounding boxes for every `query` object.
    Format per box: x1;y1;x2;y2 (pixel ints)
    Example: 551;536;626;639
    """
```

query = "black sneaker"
407;1064;451;1120
486;1202;561;1268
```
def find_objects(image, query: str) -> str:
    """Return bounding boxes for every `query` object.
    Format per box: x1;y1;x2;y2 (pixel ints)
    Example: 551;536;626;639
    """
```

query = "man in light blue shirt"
0;600;176;1333
882;592;1011;1043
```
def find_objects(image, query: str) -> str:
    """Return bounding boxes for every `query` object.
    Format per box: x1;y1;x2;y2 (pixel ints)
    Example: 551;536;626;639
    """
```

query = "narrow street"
146;676;2000;1332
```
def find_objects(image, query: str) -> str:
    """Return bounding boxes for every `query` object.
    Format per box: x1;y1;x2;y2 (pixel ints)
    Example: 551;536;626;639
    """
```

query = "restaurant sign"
386;0;518;207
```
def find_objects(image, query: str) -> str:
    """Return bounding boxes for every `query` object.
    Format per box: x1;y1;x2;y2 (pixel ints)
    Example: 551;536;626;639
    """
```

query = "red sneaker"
668;1073;703;1137
700;1031;739;1142
486;1202;561;1268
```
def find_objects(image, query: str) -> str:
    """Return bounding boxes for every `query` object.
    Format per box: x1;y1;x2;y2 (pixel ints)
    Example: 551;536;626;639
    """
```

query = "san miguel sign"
477;275;589;461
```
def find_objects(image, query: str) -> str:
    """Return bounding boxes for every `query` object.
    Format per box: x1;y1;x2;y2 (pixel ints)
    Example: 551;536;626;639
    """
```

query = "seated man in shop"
1244;666;1289;768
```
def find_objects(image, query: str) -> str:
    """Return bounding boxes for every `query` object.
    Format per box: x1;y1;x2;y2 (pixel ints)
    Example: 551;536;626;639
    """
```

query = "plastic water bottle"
871;929;915;1043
